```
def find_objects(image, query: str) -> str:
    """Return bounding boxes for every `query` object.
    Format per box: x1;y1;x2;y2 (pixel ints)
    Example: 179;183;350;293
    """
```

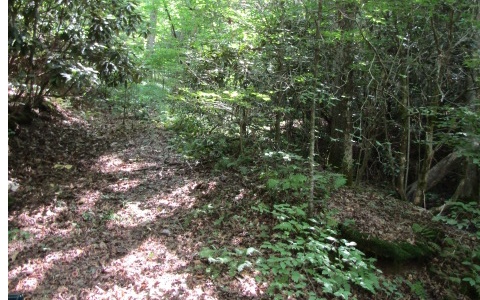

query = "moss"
338;223;437;262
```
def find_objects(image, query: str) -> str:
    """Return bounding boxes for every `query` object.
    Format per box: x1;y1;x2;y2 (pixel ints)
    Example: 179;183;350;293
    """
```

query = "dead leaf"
9;251;19;262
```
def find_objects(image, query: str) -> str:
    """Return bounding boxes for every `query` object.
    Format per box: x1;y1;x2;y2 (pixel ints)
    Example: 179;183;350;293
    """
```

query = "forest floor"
7;102;477;299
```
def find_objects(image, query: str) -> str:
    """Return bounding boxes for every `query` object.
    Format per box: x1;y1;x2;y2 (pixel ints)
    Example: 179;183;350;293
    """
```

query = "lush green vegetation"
8;0;479;299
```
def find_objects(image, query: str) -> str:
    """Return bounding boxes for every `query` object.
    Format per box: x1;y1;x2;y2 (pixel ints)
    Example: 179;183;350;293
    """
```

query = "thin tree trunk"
355;140;372;185
274;111;281;146
342;98;353;185
27;0;40;107
162;0;177;39
414;18;446;206
309;0;322;214
397;64;410;201
147;6;158;50
239;107;247;155
414;124;434;207
328;3;355;185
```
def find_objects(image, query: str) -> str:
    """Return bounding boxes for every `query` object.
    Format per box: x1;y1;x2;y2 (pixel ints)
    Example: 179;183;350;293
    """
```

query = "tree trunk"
396;62;410;201
162;0;177;39
239;107;247;155
274;111;281;146
413;128;434;207
147;7;158;50
328;3;356;185
309;0;322;215
406;152;462;202
455;8;480;202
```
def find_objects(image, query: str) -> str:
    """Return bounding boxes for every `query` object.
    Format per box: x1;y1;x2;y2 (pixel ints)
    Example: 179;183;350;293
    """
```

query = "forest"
7;0;480;299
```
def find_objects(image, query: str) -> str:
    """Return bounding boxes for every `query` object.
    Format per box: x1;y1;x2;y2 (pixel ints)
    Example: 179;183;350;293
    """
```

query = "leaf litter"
8;103;478;299
8;104;262;299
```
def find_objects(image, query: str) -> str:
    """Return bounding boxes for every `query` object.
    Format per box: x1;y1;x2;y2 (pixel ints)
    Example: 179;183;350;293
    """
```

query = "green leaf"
449;277;461;284
267;178;280;189
237;261;252;272
292;271;302;283
246;247;260;256
462;277;477;286
274;222;294;232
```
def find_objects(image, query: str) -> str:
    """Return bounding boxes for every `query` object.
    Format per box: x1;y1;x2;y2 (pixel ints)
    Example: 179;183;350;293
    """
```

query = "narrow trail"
9;105;477;300
8;107;259;299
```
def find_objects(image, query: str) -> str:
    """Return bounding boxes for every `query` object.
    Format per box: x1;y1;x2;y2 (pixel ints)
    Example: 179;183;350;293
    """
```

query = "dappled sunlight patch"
96;238;216;299
106;178;141;193
77;190;102;213
111;202;158;227
93;153;159;174
230;273;265;298
9;244;89;293
145;187;198;211
108;238;189;272
93;154;125;173
9;258;54;293
9;203;76;253
43;247;87;264
119;161;158;173
154;197;183;208
166;181;201;208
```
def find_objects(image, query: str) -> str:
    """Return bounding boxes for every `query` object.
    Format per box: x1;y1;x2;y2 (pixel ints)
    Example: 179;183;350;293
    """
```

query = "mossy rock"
338;223;438;262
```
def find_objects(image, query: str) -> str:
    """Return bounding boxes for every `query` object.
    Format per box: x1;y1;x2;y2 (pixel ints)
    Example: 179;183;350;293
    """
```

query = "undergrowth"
164;97;479;299
431;201;480;298
199;203;406;299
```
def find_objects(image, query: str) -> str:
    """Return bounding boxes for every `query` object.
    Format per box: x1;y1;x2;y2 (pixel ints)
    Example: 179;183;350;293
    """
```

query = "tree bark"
162;0;177;39
147;6;158;50
396;60;410;201
309;0;322;214
455;7;480;202
406;152;462;202
329;4;355;185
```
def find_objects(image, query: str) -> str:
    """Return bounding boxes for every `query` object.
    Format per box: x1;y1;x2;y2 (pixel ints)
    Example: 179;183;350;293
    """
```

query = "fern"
408;281;427;300
412;223;440;241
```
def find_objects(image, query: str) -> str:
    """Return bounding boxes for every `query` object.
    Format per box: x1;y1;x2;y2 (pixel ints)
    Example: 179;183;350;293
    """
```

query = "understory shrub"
254;204;381;299
432;201;480;298
199;204;386;300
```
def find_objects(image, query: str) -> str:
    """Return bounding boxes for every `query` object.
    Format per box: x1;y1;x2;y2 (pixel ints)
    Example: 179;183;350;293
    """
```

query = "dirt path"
8;108;260;299
9;106;478;300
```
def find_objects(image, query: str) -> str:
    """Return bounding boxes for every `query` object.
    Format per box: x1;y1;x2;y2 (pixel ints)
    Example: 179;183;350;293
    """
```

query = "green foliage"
8;228;31;242
255;204;382;299
460;252;480;297
8;0;146;107
261;150;346;202
430;201;480;298
101;209;120;222
104;82;169;122
340;223;437;262
82;211;94;222
412;223;443;242
314;172;348;199
8;128;16;137
433;201;480;238
435;106;480;166
172;134;232;161
198;246;260;279
407;280;428;300
197;203;406;299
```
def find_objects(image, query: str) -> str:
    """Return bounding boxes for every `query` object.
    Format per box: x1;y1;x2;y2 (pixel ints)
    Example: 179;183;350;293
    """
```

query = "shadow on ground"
8;108;263;299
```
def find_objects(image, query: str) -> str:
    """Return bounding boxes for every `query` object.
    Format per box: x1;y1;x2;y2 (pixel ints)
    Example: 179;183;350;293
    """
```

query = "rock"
160;229;172;236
